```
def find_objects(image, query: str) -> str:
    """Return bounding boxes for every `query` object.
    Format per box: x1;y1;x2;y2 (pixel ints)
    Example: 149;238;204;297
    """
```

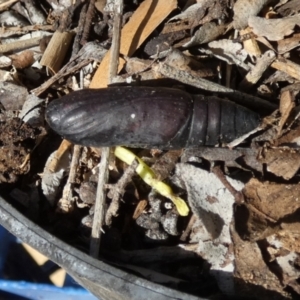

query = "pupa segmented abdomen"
46;86;260;149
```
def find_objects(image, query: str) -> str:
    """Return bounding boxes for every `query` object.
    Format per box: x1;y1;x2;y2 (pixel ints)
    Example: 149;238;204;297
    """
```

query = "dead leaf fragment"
232;230;291;299
248;14;300;41
267;233;300;293
175;163;244;295
277;90;295;136
169;1;228;28
183;22;226;47
233;0;270;30
19;94;44;126
268;231;300;255
208;39;249;70
258;147;300;180
41;148;70;206
244;178;300;223
276;123;300;147
169;2;209;23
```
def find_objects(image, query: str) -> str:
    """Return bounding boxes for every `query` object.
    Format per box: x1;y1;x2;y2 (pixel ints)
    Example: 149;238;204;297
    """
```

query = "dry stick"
90;0;124;258
80;0;95;46
154;63;277;113
239;50;276;91
212;165;244;205
31;41;104;96
32;59;91;96
0;36;44;54
0;25;53;38
109;0;124;82
90;147;110;258
57;145;82;213
105;159;138;226
180;214;197;242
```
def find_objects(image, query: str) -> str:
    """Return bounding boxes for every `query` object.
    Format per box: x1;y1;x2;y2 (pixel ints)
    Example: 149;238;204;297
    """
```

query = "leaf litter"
1;0;300;299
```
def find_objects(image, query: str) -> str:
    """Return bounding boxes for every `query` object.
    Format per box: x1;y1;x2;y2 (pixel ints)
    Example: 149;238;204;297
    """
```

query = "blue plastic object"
0;226;97;300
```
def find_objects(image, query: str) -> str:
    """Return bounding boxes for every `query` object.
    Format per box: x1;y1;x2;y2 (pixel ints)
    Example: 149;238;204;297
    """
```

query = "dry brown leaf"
257;147;300;180
232;230;291;299
268;231;300;254
238;177;300;242
267;232;300;293
244;178;300;223
276;124;300;147
90;0;177;88
233;0;270;30
277;90;295;136
248;14;300;41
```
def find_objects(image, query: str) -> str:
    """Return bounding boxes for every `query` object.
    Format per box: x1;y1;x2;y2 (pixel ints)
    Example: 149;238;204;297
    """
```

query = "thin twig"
57;145;82;213
0;24;54;38
90;147;110;258
212;165;244;205
90;0;123;258
32;59;91;96
109;0;124;82
0;36;44;54
180;214;197;242
105;159;138;226
31;42;107;96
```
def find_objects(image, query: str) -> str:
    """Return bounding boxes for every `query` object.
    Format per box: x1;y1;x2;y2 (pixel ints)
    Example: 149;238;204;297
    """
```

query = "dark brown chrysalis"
46;87;260;149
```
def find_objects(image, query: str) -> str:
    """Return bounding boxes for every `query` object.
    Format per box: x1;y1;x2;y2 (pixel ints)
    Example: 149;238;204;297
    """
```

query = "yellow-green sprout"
114;146;189;216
